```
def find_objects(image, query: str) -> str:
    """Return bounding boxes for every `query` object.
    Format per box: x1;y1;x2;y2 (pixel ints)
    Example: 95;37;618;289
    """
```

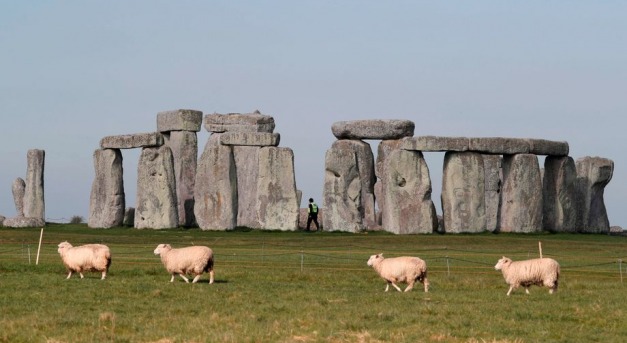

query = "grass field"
0;224;625;343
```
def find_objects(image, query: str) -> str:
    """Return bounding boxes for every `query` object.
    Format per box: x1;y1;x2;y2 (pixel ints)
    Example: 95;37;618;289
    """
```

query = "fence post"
446;256;450;277
28;245;31;264
36;227;44;265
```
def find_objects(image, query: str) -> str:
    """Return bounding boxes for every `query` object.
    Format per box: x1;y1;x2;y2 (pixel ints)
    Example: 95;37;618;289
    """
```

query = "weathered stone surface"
332;140;377;229
3;216;45;228
220;132;280;146
194;134;238;230
204;112;275;133
88;149;125;228
483;155;502;232
100;132;164;149
323;145;364;232
375;139;404;223
135;146;178;229
442;152;486;233
257;147;299;231
165;131;198;227
0;215;5;227
12;178;25;217
331;120;415;140
123;207;135;226
157;109;203;132
469;137;530;155
543;156;577;232
381;149;438;234
527;139;569;156
234;146;261;228
23;149;45;220
576;156;614;233
401;136;470;152
499;154;543;233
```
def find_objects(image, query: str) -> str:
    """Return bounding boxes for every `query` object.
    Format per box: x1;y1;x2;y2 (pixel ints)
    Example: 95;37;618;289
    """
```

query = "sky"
1;1;626;227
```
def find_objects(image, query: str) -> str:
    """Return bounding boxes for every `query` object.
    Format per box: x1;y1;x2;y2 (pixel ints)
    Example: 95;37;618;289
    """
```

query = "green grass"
0;224;625;342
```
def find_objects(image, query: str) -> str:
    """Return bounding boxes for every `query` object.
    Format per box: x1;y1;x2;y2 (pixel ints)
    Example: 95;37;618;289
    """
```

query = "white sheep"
57;241;112;280
367;253;429;292
153;244;215;284
494;256;560;296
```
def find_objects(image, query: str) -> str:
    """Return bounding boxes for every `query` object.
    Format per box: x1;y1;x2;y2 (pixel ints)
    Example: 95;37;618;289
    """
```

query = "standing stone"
375;139;404;226
257;147;299;230
483;155;502;232
382;149;438;234
441;152;486;233
543;156;577;232
576;157;614;233
194;134;238;230
331;140;377;229
499;154;543;233
323;145;363;232
165;131;198;227
234;146;261;228
88;149;125;228
23;149;45;220
12;178;26;217
123;207;135;227
135;146;178;229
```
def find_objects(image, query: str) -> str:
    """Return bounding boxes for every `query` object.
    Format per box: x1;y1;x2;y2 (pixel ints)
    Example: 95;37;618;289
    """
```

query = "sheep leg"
192;274;201;283
525;287;530;294
170;274;176;282
179;274;190;283
79;272;85;279
404;281;414;292
65;271;73;279
390;282;402;292
101;271;107;280
506;286;514;296
384;284;390;292
209;270;215;284
423;278;430;293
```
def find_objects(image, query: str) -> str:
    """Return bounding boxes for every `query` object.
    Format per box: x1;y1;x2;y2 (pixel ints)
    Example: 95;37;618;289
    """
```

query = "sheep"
153;244;214;284
57;241;112;280
367;253;429;292
494;256;560;296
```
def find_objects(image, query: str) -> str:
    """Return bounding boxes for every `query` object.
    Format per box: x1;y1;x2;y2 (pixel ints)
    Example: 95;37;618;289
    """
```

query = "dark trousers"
307;214;320;231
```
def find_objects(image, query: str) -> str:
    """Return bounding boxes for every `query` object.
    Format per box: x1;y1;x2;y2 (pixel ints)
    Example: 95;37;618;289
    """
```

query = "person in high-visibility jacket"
306;198;320;231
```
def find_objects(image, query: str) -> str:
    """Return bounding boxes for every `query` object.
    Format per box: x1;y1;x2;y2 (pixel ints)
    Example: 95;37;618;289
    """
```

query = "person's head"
309;198;314;203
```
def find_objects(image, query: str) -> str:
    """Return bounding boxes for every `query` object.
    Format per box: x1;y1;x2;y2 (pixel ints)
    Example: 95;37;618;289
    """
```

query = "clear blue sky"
1;1;625;227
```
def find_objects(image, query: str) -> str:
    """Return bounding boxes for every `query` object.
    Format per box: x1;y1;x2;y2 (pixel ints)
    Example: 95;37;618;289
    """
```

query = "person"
306;198;320;231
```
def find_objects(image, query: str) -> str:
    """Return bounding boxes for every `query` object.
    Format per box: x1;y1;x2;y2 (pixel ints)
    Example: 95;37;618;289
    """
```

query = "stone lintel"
401;136;469;152
400;136;568;156
331;119;415;140
220;132;280;147
526;138;569;156
157;109;203;132
468;137;530;155
100;132;164;149
204;112;275;133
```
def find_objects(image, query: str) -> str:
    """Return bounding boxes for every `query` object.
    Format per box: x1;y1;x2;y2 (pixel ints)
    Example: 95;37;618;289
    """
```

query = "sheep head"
367;253;384;266
154;244;172;256
494;256;512;270
57;241;73;254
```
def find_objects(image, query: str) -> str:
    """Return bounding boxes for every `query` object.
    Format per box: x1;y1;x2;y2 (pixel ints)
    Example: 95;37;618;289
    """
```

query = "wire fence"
1;240;624;283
